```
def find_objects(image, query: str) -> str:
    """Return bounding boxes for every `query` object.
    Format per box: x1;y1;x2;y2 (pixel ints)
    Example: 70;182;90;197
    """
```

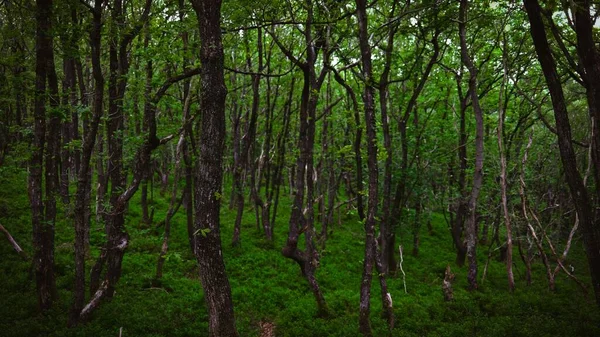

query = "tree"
31;0;59;311
265;0;334;315
189;0;239;335
356;0;393;334
524;0;600;306
458;0;484;290
69;0;105;325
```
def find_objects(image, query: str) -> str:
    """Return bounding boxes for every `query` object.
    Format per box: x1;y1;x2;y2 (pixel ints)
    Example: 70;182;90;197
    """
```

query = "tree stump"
442;264;455;301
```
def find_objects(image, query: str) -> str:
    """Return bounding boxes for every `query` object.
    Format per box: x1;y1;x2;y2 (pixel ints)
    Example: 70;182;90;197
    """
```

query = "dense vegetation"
1;0;600;336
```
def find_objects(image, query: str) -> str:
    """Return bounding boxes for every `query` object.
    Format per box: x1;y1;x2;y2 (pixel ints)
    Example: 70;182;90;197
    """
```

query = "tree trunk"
497;31;514;292
459;0;484;290
231;29;263;246
377;1;397;275
267;0;330;316
189;0;239;335
270;77;295;233
356;0;393;334
156;79;192;281
525;0;600;306
573;0;600;204
31;0;58;311
69;0;104;325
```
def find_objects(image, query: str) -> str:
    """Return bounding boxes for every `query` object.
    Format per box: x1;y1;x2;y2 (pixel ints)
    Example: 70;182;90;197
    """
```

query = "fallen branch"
531;210;588;293
0;223;29;261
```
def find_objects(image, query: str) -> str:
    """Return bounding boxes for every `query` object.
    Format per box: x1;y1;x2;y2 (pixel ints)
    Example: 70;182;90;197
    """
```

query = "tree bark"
497;31;515;292
377;1;398;275
525;0;600;306
459;0;484;290
69;0;105;326
31;0;58;311
267;0;330;316
356;0;393;334
189;0;239;335
573;0;600;203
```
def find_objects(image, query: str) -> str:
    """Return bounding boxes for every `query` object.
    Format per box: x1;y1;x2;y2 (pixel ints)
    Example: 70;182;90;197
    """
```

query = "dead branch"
0;223;29;261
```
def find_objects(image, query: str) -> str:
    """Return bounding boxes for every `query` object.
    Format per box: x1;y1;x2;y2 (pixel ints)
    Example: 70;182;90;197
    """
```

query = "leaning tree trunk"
450;83;469;267
573;0;600;205
269;77;295;231
525;0;600;307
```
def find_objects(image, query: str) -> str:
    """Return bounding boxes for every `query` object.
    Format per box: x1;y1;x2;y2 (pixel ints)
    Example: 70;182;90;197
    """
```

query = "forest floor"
1;164;599;337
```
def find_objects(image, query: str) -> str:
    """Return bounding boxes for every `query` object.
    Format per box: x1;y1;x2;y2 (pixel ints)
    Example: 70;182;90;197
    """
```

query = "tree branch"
0;223;29;261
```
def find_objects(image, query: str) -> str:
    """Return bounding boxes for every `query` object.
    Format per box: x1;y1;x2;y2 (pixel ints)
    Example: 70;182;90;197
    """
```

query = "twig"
531;210;588;293
584;118;595;186
333;196;357;210
398;245;407;294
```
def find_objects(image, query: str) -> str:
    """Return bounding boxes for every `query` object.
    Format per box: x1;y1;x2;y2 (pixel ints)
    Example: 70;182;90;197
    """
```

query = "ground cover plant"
1;164;599;336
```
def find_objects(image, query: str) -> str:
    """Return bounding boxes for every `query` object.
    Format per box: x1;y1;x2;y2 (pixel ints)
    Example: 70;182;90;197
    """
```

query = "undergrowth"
0;164;599;336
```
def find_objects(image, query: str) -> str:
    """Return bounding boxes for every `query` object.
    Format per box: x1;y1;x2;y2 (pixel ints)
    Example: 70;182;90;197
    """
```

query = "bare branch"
0;223;29;261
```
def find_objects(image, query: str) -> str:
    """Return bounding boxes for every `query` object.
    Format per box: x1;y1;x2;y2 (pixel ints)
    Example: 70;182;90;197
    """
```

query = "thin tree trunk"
519;131;555;290
329;68;364;223
156;82;192;280
68;0;104;325
573;0;600;204
451;84;469;267
356;0;393;334
459;0;484;290
497;31;514;292
377;1;397;275
270;77;295;231
177;0;195;256
267;0;330;316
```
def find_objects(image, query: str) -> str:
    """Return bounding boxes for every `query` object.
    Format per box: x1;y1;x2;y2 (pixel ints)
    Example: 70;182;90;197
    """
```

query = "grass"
0;163;599;336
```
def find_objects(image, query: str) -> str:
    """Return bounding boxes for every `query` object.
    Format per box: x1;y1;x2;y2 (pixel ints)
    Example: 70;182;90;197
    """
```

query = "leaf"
193;228;211;237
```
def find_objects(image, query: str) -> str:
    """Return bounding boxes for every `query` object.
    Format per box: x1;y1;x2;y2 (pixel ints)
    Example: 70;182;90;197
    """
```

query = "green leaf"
193;228;211;237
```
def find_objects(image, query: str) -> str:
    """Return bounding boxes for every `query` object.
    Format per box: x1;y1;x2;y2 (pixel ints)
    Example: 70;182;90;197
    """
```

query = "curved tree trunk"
525;0;600;307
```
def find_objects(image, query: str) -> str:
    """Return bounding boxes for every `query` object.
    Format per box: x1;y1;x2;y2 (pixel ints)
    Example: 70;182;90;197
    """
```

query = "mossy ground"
1;165;598;336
